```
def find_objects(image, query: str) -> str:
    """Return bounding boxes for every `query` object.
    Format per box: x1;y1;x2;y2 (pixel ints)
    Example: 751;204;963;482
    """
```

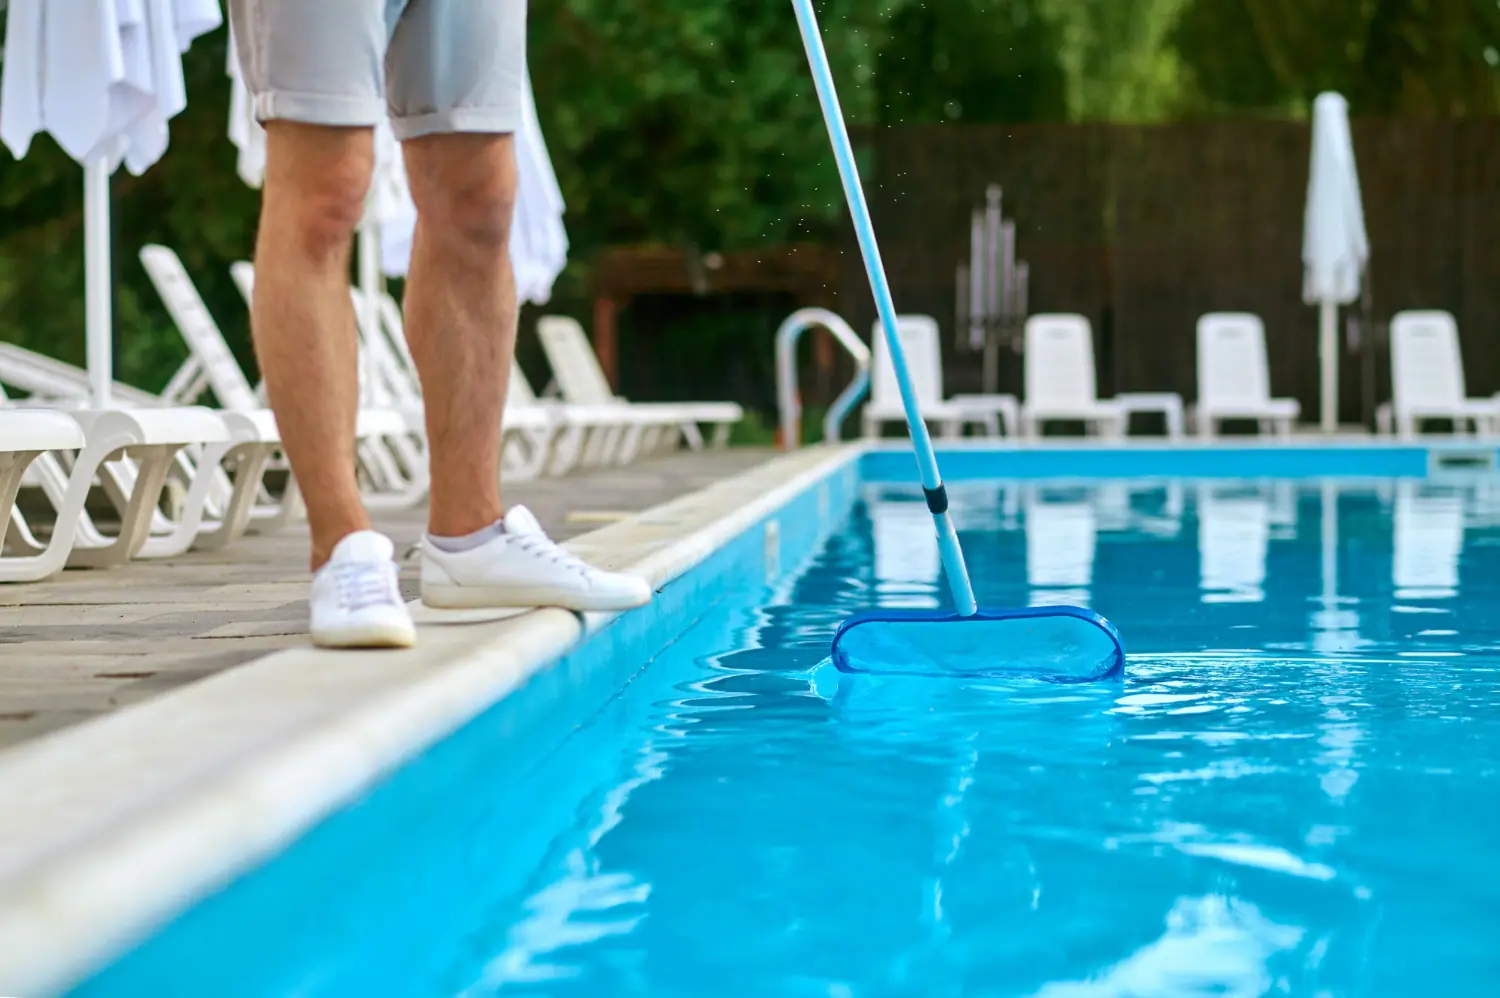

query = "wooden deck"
0;449;774;753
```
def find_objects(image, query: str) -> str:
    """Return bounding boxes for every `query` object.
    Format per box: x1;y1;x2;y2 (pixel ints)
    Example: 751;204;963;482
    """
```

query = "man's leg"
390;0;650;613
254;123;375;569
400;134;517;539
230;0;415;647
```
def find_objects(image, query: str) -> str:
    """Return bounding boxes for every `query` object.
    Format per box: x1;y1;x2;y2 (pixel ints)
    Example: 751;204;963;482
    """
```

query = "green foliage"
1035;0;1194;121
1173;0;1500;116
0;29;259;392
874;0;1069;123
529;0;897;255
1;0;1497;401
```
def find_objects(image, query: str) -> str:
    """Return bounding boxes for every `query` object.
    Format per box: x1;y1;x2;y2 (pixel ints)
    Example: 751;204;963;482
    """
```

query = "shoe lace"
334;564;400;611
512;532;590;578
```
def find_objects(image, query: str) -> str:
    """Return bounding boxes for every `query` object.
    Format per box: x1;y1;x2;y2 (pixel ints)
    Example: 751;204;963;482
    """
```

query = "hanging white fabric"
0;0;223;406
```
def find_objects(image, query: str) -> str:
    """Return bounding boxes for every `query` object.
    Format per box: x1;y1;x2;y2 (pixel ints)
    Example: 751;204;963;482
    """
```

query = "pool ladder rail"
775;308;871;449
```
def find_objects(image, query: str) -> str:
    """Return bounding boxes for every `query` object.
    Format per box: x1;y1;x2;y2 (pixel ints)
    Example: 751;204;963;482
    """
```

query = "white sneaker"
420;506;653;612
310;531;417;649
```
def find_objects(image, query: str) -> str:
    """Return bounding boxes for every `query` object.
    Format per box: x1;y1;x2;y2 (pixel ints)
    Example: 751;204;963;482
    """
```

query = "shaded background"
1;0;1497;439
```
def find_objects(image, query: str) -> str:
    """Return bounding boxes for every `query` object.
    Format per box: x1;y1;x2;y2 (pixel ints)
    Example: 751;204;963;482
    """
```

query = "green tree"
874;0;1069;124
1035;0;1194;121
529;0;900;257
1172;0;1500;116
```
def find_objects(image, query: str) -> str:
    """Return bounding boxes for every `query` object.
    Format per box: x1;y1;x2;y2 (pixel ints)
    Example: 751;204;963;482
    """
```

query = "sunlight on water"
76;478;1500;998
448;479;1500;997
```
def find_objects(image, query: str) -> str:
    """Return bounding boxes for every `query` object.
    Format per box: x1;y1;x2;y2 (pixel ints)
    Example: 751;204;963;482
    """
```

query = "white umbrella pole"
1319;299;1338;434
84;158;114;409
357;219;382;400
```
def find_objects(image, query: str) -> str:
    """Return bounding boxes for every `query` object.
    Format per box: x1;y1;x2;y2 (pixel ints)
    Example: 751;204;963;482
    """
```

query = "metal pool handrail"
775;308;871;448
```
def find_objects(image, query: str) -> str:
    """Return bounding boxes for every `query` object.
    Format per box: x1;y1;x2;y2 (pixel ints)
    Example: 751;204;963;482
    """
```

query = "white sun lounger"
1;411;90;580
0;406;237;581
141;246;417;513
231;260;569;482
0;348;283;557
1193;313;1300;438
536;315;743;450
359;286;642;476
861;315;1019;440
1020;314;1129;438
1376;310;1500;438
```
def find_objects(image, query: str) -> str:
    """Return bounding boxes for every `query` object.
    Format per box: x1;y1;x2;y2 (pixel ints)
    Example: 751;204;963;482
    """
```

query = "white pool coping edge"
0;443;861;998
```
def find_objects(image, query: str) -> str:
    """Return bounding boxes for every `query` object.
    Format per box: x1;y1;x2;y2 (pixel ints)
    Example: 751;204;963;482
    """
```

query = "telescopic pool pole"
789;0;978;617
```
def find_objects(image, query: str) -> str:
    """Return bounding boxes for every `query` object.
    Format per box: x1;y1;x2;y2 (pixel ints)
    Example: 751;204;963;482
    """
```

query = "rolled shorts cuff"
253;92;387;128
392;106;523;141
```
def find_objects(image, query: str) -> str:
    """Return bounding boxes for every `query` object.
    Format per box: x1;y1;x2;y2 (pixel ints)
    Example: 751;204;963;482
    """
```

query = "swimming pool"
48;445;1500;994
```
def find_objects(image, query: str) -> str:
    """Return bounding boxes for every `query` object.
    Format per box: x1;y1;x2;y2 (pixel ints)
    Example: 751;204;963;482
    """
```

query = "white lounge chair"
141;246;418;513
536;315;743;450
1;411;90;580
232;259;572;482
359;286;642;475
0;406;235;580
1020;314;1128;438
861;315;1018;440
0;350;280;559
1193;313;1300;438
1376;310;1500;438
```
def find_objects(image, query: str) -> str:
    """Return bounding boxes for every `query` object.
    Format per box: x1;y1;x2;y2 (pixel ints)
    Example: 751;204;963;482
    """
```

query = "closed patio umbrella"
1303;92;1369;434
0;0;222;408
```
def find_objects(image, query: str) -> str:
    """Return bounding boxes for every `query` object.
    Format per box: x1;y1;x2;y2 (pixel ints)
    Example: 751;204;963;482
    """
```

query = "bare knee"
262;123;374;264
406;134;518;253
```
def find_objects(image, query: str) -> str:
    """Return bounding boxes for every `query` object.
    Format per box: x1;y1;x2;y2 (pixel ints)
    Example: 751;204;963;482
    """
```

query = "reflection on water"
92;479;1500;998
428;478;1500;998
1393;482;1464;600
1198;485;1272;603
1026;488;1097;606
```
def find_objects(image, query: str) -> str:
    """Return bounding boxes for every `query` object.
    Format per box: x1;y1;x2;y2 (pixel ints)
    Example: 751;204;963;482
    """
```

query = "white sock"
427;520;505;553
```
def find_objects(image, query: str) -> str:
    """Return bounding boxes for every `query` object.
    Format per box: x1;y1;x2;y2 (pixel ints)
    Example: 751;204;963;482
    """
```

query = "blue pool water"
78;476;1500;996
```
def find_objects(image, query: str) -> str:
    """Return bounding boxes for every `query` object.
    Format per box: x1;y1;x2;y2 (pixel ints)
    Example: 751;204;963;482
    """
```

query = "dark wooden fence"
832;118;1500;425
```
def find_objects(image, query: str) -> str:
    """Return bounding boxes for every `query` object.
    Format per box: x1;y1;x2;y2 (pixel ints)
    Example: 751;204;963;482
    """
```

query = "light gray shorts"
228;0;527;140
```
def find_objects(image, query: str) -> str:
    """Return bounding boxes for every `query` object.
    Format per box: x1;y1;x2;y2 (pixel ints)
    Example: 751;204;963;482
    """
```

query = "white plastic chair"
199;251;429;505
235;259;591;481
1020;314;1127;438
861;315;1018;439
357;285;627;476
1194;313;1300;438
1376;310;1500;438
536;315;743;450
0;350;278;559
0;406;235;580
1;411;91;580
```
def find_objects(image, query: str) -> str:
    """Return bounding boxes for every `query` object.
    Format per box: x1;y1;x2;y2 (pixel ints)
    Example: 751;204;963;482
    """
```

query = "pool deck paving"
0;448;775;755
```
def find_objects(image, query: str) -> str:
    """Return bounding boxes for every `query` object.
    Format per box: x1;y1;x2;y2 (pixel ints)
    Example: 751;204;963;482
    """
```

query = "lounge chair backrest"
1025;314;1098;407
1197;313;1273;406
140;245;258;411
1391;310;1465;409
869;315;945;412
536;316;617;405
